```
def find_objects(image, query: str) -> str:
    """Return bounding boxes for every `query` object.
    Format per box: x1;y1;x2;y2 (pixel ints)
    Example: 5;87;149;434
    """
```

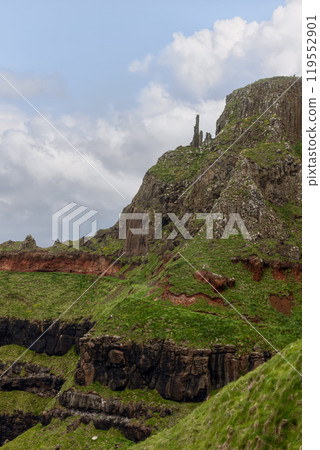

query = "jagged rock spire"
190;114;202;147
190;115;213;147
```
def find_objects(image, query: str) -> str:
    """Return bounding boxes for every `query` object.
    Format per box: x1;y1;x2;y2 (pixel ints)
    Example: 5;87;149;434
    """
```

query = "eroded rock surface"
41;389;174;442
0;251;121;276
193;271;235;291
0;412;40;446
0;317;93;355
0;362;64;397
75;336;271;402
232;255;302;282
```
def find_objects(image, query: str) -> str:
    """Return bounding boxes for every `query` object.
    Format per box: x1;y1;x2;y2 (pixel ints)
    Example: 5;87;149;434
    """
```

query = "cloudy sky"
0;0;301;246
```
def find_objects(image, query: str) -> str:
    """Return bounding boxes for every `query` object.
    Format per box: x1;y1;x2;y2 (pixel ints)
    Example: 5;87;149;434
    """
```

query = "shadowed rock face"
0;412;40;446
75;336;271;402
0;317;93;355
0;362;65;397
0;251;121;276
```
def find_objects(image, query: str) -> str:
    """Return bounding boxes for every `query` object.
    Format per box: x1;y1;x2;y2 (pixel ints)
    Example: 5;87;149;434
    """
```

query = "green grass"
241;142;293;168
0;343;197;444
0;391;48;415
99;233;300;352
3;418;134;449
0;231;301;352
0;345;79;379
136;339;302;450
0;270;127;322
148;146;210;183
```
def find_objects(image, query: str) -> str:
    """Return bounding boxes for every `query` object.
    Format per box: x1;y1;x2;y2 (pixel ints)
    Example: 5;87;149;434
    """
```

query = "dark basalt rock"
0;362;65;397
0;317;93;355
41;389;173;442
112;77;302;256
75;336;271;402
0;411;40;446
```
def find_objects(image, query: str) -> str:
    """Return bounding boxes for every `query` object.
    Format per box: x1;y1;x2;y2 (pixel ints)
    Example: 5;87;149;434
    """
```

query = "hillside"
3;340;301;449
0;76;302;447
137;339;302;450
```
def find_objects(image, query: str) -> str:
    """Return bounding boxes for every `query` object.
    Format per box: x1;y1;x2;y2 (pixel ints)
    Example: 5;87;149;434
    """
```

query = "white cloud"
0;0;301;246
0;89;224;245
128;54;153;73
130;0;301;98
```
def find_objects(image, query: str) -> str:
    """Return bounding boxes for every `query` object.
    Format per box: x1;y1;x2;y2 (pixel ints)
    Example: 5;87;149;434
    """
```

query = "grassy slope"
3;419;134;450
0;344;198;448
0;78;302;447
0;235;301;353
0;230;301;352
2;340;301;449
137;339;302;450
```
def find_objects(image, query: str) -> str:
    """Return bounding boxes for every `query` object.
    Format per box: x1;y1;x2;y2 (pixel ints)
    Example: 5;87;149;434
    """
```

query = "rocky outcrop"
111;77;302;257
58;389;172;419
231;255;302;282
41;389;174;442
0;362;64;397
43;406;152;443
0;317;93;355
193;271;235;291
0;411;40;446
0;251;121;276
216;76;302;143
75;336;271;402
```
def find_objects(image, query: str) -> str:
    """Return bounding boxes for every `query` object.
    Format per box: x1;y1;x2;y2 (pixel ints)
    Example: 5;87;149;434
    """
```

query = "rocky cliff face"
0;251;121;276
0;317;93;355
117;76;301;256
215;77;302;142
0;411;40;446
75;335;271;402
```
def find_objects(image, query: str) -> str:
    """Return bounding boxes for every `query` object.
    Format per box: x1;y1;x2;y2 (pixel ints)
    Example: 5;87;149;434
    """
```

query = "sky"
0;0;301;246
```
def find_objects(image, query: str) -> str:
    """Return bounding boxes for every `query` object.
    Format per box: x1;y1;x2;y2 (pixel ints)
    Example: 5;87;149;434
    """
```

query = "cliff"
74;335;270;402
117;76;301;256
0;76;302;447
0;317;93;355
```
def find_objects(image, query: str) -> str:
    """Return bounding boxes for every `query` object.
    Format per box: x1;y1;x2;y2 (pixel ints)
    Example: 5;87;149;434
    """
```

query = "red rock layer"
0;251;121;276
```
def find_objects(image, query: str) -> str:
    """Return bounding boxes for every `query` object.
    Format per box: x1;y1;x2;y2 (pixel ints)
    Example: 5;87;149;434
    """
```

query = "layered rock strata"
75;336;271;402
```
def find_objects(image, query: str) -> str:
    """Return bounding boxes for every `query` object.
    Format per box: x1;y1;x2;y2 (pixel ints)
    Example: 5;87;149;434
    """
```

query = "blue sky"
1;0;286;114
0;0;301;246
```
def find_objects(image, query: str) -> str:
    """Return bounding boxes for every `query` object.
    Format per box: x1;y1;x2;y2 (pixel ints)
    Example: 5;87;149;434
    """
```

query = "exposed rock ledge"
0;251;121;276
0;317;93;355
0;362;64;397
75;336;271;402
42;389;173;442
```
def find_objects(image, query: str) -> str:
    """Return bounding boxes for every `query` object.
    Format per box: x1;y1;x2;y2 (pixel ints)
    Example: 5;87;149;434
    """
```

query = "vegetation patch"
136;339;302;449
